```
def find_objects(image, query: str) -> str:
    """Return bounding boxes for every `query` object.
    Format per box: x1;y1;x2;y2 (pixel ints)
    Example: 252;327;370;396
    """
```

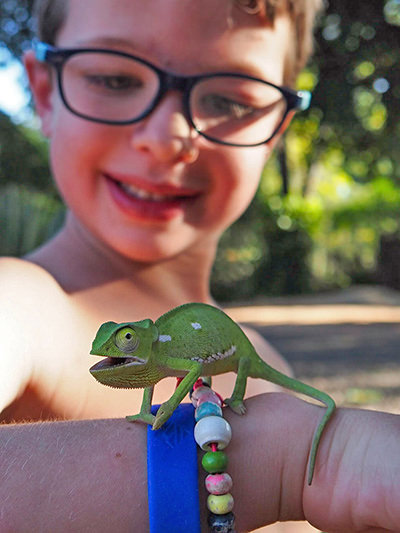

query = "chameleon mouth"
90;356;146;372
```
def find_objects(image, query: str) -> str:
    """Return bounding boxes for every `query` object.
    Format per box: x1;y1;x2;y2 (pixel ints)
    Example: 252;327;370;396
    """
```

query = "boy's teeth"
119;182;170;201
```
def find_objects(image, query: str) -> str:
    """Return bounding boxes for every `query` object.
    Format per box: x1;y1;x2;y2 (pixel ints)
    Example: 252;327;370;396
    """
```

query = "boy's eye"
200;94;256;119
84;74;143;92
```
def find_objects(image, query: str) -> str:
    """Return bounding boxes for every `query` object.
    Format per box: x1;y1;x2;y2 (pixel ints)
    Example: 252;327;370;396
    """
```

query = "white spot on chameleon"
191;345;236;364
159;334;172;342
191;322;202;330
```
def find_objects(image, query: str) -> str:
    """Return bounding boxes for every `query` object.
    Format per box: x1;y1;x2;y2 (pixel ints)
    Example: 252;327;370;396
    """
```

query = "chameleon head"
89;319;159;388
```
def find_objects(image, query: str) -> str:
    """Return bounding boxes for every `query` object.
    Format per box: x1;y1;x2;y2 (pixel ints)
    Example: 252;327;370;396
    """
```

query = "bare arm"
0;418;149;532
1;394;399;532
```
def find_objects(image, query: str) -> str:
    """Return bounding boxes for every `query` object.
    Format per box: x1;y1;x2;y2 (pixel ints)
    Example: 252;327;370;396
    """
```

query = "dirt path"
226;285;400;414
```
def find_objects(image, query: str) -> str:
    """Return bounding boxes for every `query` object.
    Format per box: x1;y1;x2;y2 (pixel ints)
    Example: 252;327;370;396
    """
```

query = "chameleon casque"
90;302;335;484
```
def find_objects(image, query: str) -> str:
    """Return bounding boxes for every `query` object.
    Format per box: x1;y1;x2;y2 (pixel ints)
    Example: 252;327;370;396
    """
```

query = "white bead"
194;415;232;451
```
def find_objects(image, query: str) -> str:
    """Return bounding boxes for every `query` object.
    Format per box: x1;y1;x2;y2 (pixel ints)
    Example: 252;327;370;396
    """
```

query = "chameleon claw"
224;398;247;415
151;418;163;430
126;413;156;426
152;401;174;430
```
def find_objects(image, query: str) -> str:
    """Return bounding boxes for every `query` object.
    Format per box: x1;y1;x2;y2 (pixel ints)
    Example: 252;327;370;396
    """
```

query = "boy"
0;0;346;530
1;0;317;423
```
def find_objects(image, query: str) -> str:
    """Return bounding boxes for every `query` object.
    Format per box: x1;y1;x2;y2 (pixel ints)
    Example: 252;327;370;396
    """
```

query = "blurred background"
1;0;400;303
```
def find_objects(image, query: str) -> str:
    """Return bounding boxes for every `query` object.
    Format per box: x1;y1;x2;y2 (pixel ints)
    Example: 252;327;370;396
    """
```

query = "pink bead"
205;473;233;495
199;390;223;408
198;390;223;407
191;386;208;406
191;386;222;407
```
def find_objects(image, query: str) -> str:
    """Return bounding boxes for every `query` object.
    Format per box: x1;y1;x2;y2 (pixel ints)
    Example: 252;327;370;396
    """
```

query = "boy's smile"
28;0;293;263
104;172;202;223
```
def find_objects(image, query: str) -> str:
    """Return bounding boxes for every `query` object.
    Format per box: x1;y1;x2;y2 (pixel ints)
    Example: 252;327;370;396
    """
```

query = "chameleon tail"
251;359;336;485
306;390;335;485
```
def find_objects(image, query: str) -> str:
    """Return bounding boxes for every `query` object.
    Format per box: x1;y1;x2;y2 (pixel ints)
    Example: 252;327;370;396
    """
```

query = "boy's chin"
104;235;211;265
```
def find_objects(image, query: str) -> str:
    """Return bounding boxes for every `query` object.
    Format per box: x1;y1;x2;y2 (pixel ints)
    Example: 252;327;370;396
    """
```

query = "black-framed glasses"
34;41;311;147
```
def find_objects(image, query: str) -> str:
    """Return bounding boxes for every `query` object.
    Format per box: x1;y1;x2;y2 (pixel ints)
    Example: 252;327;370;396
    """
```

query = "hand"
223;393;400;533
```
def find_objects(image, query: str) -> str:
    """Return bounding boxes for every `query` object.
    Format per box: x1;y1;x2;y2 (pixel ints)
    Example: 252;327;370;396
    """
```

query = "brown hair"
33;0;67;45
33;0;322;84
234;0;323;84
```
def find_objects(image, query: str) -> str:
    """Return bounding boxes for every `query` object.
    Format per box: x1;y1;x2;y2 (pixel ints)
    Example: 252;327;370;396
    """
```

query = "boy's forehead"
62;0;253;33
58;0;290;80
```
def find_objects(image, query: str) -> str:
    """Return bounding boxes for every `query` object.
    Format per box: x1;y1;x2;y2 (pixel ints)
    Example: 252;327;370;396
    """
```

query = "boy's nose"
130;92;199;164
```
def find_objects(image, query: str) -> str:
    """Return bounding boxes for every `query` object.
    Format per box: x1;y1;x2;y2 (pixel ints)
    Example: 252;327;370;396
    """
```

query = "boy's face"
28;0;292;263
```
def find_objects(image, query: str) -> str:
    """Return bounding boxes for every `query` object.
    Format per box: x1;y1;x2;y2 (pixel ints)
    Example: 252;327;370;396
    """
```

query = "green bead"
202;451;228;473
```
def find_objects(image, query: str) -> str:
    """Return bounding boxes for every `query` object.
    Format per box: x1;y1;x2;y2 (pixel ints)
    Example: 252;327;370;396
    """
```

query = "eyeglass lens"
60;52;287;145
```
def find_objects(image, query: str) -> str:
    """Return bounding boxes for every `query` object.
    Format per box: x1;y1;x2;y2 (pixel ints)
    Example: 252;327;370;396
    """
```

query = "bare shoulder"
0;256;64;292
0;256;67;338
212;319;293;398
222;305;292;375
0;257;66;411
241;324;293;377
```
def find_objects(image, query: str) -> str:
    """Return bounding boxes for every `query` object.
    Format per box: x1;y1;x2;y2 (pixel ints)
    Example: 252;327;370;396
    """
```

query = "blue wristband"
147;403;201;533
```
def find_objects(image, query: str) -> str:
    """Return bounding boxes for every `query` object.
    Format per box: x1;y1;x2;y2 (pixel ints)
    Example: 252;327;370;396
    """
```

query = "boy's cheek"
267;110;296;153
206;148;265;219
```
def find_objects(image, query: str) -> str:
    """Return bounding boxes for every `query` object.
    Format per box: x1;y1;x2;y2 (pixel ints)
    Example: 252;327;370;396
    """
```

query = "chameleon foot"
126;413;156;426
224;397;247;415
152;400;175;430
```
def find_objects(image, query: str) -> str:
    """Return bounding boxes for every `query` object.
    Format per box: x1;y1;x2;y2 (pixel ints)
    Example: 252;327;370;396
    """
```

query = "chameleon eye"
115;327;139;353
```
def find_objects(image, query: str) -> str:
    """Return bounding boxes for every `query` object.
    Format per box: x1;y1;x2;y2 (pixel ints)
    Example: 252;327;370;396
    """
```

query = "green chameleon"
90;302;335;484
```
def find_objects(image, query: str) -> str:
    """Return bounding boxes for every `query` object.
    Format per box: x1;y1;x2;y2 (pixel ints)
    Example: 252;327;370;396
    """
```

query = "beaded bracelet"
190;378;236;533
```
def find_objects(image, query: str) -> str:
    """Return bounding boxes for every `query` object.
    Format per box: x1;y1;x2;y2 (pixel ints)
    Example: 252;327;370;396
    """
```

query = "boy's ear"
23;50;54;137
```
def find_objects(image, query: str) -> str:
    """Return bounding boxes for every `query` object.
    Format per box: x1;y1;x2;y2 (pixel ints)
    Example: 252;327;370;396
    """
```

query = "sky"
0;55;31;122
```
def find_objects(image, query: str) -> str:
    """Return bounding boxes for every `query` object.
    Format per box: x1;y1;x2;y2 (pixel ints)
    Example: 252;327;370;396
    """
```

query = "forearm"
225;393;400;533
0;418;148;532
2;396;400;533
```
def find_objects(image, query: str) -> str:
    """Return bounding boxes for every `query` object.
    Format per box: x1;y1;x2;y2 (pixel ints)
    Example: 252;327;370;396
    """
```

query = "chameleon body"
90;302;335;484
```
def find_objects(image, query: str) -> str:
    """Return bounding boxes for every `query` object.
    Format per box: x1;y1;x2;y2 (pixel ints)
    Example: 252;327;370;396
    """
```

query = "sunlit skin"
4;1;293;439
1;3;400;533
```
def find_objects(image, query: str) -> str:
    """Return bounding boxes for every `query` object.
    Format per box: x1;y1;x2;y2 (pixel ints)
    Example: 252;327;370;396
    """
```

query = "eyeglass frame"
34;41;311;148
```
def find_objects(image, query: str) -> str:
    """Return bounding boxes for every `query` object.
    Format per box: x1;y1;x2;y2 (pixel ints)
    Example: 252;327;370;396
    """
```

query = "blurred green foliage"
0;183;64;256
0;111;53;191
2;0;400;300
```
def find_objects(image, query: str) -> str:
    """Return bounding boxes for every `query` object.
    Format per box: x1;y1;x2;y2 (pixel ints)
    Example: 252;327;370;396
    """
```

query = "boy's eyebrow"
220;61;274;80
73;37;278;82
74;36;141;52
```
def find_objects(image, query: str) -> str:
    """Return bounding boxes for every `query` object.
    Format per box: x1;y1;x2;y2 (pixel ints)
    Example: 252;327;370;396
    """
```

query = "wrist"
223;393;319;531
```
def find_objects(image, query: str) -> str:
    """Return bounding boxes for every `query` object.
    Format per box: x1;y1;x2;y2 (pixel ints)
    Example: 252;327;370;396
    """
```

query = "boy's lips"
103;173;201;222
